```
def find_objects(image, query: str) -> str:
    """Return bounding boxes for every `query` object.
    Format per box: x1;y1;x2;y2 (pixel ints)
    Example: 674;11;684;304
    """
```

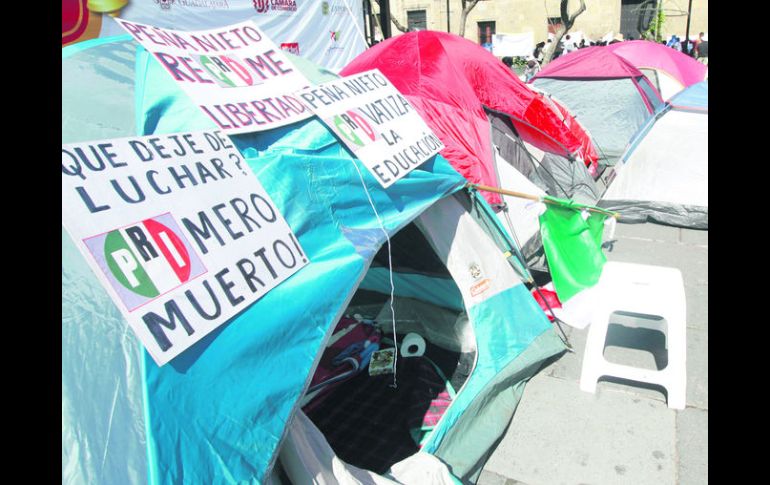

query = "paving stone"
685;328;708;410
677;407;708;485
483;375;677;485
679;229;708;247
613;222;682;243
605;238;708;285
478;470;509;485
684;283;708;332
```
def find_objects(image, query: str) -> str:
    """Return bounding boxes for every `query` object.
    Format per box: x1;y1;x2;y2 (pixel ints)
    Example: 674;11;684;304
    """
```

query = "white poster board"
116;19;313;134
61;130;308;365
492;32;535;58
296;69;445;188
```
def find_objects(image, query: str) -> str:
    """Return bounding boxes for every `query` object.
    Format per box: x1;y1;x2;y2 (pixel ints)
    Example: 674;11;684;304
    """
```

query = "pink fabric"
341;31;598;206
606;40;707;88
533;46;643;80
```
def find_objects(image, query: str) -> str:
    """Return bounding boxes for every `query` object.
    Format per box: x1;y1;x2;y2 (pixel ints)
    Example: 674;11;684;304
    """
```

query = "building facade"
383;0;707;48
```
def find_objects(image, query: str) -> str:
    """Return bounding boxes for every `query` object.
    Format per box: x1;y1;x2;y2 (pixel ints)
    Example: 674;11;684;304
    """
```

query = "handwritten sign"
296;69;445;188
116;19;313;134
62;130;308;365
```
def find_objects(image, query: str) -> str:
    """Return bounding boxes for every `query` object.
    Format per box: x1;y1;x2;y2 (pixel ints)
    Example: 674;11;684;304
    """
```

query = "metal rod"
685;0;693;56
446;0;450;32
379;0;392;39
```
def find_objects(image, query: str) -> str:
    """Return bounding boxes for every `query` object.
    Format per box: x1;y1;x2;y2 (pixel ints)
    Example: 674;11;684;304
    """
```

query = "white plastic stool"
579;262;687;409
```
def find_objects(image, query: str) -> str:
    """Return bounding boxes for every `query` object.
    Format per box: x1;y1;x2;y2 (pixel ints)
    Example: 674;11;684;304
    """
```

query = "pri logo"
85;214;206;311
253;0;298;14
329;110;377;150
280;42;300;55
330;30;341;42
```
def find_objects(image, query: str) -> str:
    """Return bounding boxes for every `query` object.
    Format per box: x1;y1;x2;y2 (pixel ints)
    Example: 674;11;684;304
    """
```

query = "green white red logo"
329;109;378;150
84;214;205;311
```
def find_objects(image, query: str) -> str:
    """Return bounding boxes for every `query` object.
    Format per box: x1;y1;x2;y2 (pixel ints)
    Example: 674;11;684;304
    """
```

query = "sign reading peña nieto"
296;69;445;188
115;19;312;134
61;130;308;365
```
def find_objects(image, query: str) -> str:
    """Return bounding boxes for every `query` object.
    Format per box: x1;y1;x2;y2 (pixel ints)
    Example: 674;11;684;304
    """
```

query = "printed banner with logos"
117;19;313;134
296;69;445;188
62;0;367;73
61;130;308;365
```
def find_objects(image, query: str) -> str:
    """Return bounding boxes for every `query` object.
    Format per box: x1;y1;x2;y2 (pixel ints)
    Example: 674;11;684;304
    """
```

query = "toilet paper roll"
400;332;426;358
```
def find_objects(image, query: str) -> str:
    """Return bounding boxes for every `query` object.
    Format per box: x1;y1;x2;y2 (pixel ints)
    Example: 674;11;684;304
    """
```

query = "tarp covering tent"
606;40;708;100
530;46;664;168
598;81;708;228
62;35;565;484
340;31;601;255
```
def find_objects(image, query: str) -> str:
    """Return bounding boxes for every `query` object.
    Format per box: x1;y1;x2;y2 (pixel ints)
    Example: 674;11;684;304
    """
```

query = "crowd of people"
502;31;708;81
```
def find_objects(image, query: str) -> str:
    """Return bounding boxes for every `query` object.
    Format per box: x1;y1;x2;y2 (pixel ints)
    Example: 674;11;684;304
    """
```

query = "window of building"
407;10;427;32
547;16;562;35
478;21;495;46
620;0;658;40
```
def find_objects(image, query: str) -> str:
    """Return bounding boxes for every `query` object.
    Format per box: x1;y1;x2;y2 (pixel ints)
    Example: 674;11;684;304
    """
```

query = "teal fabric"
63;37;466;484
422;284;562;454
140;120;464;484
433;330;566;483
670;80;708;110
62;227;149;485
61;34;133;58
63;35;559;485
359;268;464;311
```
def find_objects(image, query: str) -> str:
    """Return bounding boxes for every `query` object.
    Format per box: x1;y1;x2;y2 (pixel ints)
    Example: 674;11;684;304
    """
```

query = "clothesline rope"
350;161;398;388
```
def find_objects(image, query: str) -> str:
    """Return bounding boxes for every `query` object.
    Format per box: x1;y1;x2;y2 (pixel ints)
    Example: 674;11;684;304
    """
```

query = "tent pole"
467;183;620;219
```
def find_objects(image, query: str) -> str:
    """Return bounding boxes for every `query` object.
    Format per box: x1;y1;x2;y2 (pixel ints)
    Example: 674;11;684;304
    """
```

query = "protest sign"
116;19;312;134
62;130;308;365
296;69;445;188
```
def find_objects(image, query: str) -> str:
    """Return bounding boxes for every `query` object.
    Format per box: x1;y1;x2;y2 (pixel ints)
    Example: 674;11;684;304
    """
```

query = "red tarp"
341;31;598;206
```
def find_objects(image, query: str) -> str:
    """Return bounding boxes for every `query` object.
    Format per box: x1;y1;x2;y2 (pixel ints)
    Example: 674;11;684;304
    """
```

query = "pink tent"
606;40;707;99
341;31;598;206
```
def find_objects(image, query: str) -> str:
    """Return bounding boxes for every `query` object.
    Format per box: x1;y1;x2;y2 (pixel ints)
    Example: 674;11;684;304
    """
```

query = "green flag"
539;196;611;302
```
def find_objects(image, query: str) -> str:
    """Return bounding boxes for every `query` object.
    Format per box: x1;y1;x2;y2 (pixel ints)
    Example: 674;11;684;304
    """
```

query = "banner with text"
63;0;368;73
297;70;445;188
62;130;308;365
117;19;313;134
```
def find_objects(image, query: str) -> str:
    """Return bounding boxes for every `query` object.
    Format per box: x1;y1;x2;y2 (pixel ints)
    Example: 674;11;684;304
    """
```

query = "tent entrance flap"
299;218;477;475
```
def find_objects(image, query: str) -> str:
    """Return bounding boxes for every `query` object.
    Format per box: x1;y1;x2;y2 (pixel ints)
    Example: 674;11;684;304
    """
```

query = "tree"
389;13;409;33
541;0;586;65
459;0;481;37
370;0;407;36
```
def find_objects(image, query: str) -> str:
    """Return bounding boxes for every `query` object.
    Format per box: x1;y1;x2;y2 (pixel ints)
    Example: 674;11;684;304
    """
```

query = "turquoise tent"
62;36;565;484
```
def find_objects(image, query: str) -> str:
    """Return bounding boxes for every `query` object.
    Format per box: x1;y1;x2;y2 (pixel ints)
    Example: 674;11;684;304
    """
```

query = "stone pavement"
479;223;708;485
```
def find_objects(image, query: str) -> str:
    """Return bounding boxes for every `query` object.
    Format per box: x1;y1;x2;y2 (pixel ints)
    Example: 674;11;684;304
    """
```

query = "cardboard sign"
61;130;309;365
296;69;445;188
116;19;313;134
